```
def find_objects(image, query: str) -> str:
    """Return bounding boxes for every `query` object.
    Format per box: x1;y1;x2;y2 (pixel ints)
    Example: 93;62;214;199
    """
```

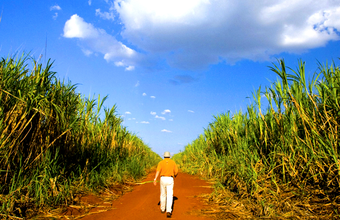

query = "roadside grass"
0;53;161;219
173;58;340;219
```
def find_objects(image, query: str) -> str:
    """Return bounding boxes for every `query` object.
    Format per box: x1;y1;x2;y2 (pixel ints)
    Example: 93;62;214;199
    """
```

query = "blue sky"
1;0;339;157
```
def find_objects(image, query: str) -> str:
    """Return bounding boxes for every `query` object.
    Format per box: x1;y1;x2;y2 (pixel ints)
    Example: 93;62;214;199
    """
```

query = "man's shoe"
167;212;171;218
161;210;166;213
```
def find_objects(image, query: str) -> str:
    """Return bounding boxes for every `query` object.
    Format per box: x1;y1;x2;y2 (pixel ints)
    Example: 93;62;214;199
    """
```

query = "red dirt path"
79;171;214;220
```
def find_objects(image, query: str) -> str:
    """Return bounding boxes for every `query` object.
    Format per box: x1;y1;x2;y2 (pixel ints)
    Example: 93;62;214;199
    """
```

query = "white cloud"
161;129;172;133
135;81;140;87
52;13;58;20
125;65;135;71
128;118;136;120
50;4;61;20
113;0;340;69
63;15;98;38
64;1;340;70
150;96;156;99
114;61;124;66
169;119;173;121
81;48;93;56
162;109;171;114
155;115;166;120
150;111;157;115
50;5;61;11
63;14;138;70
141;121;150;124
143;93;147;96
324;8;340;30
95;9;115;21
188;110;195;113
125;111;131;114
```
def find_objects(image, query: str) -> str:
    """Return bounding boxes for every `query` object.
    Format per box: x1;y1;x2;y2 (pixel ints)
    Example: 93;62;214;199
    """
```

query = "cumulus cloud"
64;1;340;71
50;4;61;20
50;5;61;11
140;121;150;124
125;111;131;114
150;96;156;99
125;65;135;71
162;109;171;114
143;93;147;96
188;110;195;113
113;0;340;69
135;81;140;87
81;48;93;56
155;115;166;120
95;9;115;21
323;8;340;30
63;14;137;70
150;111;157;115
161;129;172;133
52;13;59;20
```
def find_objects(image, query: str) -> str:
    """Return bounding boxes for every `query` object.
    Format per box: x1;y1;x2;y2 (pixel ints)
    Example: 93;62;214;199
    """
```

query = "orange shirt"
156;158;178;177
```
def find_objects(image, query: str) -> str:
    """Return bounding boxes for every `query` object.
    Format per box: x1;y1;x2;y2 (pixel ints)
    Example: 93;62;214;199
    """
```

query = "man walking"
154;151;179;218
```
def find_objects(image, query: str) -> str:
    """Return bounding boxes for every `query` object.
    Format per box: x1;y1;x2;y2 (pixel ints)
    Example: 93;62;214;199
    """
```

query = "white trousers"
160;176;174;213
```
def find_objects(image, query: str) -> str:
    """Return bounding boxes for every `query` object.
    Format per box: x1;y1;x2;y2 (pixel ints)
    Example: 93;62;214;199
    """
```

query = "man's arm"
174;162;179;178
153;170;160;186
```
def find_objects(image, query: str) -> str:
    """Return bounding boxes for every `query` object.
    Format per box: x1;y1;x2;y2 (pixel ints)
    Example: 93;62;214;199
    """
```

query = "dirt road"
79;171;213;220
